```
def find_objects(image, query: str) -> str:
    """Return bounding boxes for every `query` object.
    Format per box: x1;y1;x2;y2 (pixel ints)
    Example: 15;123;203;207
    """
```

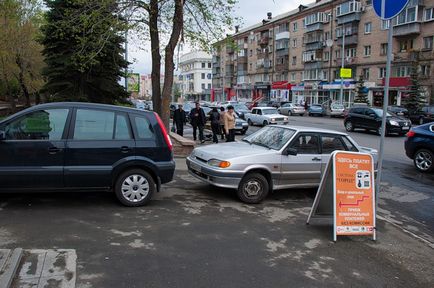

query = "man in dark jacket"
209;107;220;143
189;102;206;143
173;104;186;136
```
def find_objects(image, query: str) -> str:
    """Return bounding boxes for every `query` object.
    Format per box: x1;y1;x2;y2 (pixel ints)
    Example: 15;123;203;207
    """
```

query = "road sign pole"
376;18;394;216
339;24;345;106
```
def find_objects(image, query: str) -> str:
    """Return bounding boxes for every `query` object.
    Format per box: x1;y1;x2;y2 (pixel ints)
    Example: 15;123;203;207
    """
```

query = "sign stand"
307;151;376;242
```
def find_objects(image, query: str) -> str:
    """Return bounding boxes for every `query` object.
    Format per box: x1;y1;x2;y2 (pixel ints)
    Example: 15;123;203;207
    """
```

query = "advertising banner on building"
127;73;140;92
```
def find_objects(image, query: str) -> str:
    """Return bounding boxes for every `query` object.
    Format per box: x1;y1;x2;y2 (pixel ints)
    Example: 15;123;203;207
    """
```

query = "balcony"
276;48;289;57
257;50;269;59
335;57;358;66
393;22;421;37
305;42;325;51
275;31;290;40
336;12;361;25
393;51;419;63
225;64;234;74
336;34;358;46
305;22;323;33
237;55;248;64
226;45;234;54
304;62;323;69
258;36;269;46
212;67;221;75
275;60;289;72
213;60;221;68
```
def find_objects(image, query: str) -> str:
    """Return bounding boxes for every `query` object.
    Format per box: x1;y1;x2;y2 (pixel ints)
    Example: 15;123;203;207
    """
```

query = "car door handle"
312;157;321;162
121;146;131;153
48;147;62;154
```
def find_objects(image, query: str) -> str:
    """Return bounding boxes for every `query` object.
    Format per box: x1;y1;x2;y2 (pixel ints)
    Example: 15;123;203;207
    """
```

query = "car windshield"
233;104;249;110
243;126;296;150
373;108;392;117
262;108;278;115
331;104;344;109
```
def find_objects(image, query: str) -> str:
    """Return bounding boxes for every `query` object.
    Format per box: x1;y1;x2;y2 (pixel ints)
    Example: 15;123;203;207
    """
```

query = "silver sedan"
186;125;377;203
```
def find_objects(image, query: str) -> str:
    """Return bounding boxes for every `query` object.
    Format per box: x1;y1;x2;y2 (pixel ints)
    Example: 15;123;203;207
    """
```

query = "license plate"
190;161;201;172
397;112;404;116
402;126;409;130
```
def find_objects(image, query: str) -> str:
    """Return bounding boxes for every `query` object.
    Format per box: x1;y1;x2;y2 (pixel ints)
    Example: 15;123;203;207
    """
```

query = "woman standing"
209;107;221;143
224;105;236;142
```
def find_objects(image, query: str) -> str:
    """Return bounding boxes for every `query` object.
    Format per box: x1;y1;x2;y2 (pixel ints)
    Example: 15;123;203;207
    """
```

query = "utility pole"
339;24;345;105
124;29;128;91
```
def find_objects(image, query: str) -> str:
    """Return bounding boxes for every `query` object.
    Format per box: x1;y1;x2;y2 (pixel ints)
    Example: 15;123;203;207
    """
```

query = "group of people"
172;102;236;144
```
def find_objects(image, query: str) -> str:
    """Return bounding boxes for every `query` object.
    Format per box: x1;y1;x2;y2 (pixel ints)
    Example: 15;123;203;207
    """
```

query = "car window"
321;135;346;154
351;108;363;114
5;109;69;140
263;109;278;115
252;109;257;115
290;134;320;154
429;107;434;113
73;109;115;140
133;116;155;139
115;114;132;140
257;110;262;115
342;136;358;152
243;126;295;150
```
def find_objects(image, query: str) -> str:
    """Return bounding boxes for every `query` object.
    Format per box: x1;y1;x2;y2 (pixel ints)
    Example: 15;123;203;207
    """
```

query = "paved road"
242;116;434;245
1;160;433;287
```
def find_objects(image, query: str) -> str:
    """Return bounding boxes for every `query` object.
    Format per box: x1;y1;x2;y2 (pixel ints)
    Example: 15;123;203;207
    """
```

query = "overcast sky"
128;0;312;75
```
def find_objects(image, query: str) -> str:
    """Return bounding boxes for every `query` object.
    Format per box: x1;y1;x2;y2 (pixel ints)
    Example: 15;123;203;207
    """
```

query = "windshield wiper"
242;139;251;144
251;141;270;149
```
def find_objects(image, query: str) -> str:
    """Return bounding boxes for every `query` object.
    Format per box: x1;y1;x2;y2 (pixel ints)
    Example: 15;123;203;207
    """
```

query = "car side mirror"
0;130;5;141
283;147;298;156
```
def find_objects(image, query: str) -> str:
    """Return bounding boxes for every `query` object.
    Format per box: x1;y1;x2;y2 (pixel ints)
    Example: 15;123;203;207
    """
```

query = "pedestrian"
224;105;236;142
173;104;186;136
189;102;206;143
304;100;308;111
219;106;226;140
209;107;220;143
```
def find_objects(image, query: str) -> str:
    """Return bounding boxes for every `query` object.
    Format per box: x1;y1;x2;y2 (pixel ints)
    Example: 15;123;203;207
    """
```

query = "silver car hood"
191;142;269;161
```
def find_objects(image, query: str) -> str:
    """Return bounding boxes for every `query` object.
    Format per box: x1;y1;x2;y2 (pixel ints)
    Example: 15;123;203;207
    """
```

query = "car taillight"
406;130;415;138
154;112;173;151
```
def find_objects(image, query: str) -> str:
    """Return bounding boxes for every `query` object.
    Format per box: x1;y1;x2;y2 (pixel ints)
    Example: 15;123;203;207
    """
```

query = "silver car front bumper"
186;157;242;189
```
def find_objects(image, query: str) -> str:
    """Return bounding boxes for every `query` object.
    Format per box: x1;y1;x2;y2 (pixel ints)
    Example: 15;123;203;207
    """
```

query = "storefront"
271;81;292;102
224;87;236;101
322;80;356;108
370;77;411;107
254;83;271;102
291;82;330;105
235;83;253;102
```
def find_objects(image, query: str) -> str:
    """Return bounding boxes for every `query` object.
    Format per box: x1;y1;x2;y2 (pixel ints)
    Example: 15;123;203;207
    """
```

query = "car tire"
288;111;292;116
263;120;268;126
114;169;155;207
345;121;354;132
237;173;269;204
247;119;253;126
419;117;424;125
241;130;247;135
413;149;434;173
308;113;312;116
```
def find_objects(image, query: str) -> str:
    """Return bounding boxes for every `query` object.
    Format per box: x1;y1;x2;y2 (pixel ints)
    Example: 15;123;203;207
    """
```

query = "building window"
423;36;433;50
395;6;418;25
335;49;341;59
201;73;205;79
425;8;434;21
364;45;371;57
249;49;253;57
291;72;296;81
395;66;411;77
292;22;298;32
366;0;372;5
362;68;370;80
398;39;413;52
208;63;211;68
201;83;206;90
292;38;297;48
381;20;390;30
208;83;212;89
324;51;330;61
364;22;372;34
249;63;252;71
202;63;206;68
380;43;388;55
345;48;357;58
324;31;330;40
379;67;386;78
420;64;431;77
292;56;297;65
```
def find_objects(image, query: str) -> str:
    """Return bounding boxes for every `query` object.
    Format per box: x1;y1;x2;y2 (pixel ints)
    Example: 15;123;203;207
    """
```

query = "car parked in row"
245;107;289;126
329;103;345;118
0;102;175;206
344;106;411;136
409;105;434;125
405;123;434;172
308;104;326;117
186;125;377;203
387;105;409;118
278;103;305;116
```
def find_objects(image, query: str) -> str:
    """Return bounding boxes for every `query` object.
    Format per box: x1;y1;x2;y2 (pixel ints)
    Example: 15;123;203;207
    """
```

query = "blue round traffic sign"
373;0;409;20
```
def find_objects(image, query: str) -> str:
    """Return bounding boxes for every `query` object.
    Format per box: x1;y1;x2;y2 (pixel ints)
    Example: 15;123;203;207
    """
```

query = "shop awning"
381;77;411;87
272;81;292;90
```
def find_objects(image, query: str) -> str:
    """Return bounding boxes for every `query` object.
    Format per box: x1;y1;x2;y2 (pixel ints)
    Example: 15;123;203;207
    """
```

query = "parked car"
405;123;434;172
278;103;305;116
186;125;377;203
135;100;146;110
329;103;345;118
409;105;434;125
231;103;251;120
308;104;325;116
387;105;409;118
234;115;249;135
245;107;289;126
0;102;175;206
344;107;412;136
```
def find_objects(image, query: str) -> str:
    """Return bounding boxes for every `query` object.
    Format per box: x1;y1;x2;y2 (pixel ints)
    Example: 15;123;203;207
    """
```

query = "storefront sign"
340;68;352;79
307;151;376;241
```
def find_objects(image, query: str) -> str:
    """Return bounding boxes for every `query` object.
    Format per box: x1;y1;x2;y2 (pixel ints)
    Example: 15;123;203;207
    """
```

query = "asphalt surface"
1;160;434;287
244;116;434;245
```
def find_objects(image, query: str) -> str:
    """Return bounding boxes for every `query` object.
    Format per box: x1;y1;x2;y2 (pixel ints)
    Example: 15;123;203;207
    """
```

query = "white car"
245;107;288;126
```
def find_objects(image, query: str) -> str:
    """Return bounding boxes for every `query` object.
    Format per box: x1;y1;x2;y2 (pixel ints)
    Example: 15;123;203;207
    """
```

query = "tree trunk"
16;55;31;107
149;0;162;116
35;91;41;105
161;0;184;130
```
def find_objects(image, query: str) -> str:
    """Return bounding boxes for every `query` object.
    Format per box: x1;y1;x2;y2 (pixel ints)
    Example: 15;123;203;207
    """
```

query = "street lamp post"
339;24;346;105
124;29;128;91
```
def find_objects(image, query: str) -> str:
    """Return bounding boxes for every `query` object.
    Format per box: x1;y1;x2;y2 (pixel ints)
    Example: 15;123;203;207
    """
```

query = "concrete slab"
0;248;23;288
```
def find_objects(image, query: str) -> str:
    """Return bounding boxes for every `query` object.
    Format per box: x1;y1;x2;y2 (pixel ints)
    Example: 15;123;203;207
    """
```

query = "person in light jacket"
224;105;236;142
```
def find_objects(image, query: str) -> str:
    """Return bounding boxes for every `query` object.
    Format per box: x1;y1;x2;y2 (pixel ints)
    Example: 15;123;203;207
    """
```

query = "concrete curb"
0;248;23;288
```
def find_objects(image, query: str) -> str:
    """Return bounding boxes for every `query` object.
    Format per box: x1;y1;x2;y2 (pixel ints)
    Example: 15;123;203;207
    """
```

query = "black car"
409;105;434;125
405;123;434;172
344;107;411;136
387;105;409;118
0;102;175;206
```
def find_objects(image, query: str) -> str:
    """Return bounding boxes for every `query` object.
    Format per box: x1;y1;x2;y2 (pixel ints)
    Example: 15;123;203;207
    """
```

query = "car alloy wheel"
345;121;354;132
115;169;155;206
237;173;269;204
414;149;433;172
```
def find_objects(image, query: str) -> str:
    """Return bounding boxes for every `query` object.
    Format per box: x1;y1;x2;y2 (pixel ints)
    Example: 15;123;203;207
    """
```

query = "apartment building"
178;51;213;101
211;0;434;107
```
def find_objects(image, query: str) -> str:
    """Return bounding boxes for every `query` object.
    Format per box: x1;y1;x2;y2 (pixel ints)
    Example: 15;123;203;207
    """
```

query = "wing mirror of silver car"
0;130;5;141
283;147;298;156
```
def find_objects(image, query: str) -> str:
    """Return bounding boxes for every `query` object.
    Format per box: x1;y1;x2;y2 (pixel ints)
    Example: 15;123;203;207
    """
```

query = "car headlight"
389;120;399;126
208;159;231;168
284;117;288;121
271;118;275;121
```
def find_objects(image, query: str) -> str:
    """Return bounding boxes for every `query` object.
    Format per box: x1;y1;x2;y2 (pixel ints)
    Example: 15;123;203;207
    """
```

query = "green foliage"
403;62;427;113
41;0;129;104
354;75;369;104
